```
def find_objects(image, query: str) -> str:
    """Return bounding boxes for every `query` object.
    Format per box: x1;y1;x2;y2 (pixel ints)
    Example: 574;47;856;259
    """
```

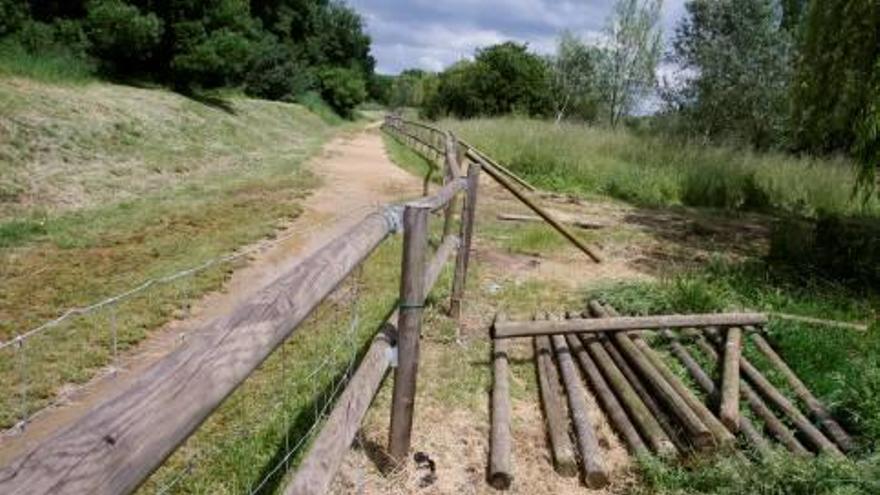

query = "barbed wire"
0;203;383;352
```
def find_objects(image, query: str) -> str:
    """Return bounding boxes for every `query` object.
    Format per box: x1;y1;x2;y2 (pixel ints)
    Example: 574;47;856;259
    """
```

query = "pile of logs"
488;302;854;489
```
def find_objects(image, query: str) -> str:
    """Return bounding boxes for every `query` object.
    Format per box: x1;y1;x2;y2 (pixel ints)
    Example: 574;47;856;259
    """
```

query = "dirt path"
0;123;423;463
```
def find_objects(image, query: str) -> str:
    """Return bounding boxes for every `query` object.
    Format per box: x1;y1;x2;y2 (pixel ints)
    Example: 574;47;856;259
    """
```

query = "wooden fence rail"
0;114;479;494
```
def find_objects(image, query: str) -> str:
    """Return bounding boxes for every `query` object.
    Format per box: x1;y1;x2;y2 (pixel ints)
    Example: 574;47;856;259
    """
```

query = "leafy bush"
244;42;313;101
0;0;28;37
317;67;366;117
770;215;880;287
172;29;255;88
85;0;162;72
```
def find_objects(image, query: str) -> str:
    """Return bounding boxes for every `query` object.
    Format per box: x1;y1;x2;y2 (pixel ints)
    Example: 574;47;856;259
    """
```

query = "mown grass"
589;262;880;494
444;117;879;218
0;78;352;427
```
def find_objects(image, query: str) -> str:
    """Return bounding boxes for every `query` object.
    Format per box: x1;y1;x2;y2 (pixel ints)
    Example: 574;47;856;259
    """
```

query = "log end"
489;471;513;490
584;468;610;489
554;456;579;478
720;414;741;435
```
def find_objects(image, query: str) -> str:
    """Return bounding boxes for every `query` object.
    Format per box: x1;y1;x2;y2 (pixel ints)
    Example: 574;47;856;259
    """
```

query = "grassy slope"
446;117;879;217
0;77;348;427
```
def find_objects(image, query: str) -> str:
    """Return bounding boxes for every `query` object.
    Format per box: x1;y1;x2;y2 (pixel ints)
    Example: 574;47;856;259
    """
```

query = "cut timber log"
586;302;714;450
576;326;676;457
595;303;735;449
771;313;868;332
0;208;401;495
693;336;810;456
704;329;843;457
720;327;742;432
493;313;768;339
466;150;603;263
599;335;687;452
750;331;854;452
564;333;648;456
284;331;394;495
660;330;770;455
490;315;513;490
497;214;606;230
534;335;578;477
550;333;609;488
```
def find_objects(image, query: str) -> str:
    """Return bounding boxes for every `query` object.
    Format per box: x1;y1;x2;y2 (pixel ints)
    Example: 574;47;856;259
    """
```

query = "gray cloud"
349;0;688;74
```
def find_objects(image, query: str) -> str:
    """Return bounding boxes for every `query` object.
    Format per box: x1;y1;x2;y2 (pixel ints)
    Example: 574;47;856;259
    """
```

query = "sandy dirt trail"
0;123;423;463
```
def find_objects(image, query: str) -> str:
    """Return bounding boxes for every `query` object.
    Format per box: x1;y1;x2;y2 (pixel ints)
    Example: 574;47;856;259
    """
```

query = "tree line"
391;0;879;192
0;0;383;116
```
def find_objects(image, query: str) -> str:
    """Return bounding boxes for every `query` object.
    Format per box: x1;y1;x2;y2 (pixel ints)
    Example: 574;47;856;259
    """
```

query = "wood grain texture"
489;316;513;490
693;336;810;456
388;206;430;462
750;331;854;452
564;333;648;455
719;327;742;432
660;330;770;455
450;163;480;320
534;336;578;477
550;333;608;488
0;209;399;495
494;313;768;339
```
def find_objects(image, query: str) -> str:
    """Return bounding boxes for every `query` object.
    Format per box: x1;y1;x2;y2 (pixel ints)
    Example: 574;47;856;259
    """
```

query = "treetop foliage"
1;0;380;115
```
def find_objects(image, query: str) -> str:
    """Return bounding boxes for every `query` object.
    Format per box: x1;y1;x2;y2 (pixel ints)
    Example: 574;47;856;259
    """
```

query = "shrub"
85;0;162;72
244;43;313;101
317;67;366;117
0;0;28;37
769;215;880;287
172;29;255;88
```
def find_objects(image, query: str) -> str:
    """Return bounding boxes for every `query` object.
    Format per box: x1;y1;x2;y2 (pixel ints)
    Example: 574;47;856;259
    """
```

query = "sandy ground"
0;123;423;464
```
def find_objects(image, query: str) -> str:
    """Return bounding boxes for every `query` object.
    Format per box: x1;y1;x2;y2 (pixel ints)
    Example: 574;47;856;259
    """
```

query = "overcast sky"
347;0;688;75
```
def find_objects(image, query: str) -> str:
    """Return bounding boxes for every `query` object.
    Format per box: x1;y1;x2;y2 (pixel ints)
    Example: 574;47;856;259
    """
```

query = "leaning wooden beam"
285;331;394;495
719;327;742;432
497;214;606;230
0;208;403;495
596;303;736;449
749;330;854;452
490;316;513;489
704;329;843;457
586;302;713;450
551;333;609;488
493;313;769;339
565;333;649;456
466;150;603;263
458;139;537;192
693;335;810;456
659;330;770;455
575;325;677;457
534;335;578;477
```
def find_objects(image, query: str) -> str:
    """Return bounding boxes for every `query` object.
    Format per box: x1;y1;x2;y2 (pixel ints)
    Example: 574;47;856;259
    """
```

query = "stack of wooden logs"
488;301;854;489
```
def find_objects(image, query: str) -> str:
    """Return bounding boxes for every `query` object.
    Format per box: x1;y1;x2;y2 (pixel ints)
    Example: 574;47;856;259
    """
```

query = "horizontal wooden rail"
493;313;768;339
409;178;467;211
0;175;471;494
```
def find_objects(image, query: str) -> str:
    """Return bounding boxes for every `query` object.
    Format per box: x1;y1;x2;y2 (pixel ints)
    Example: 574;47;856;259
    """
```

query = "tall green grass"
0;39;95;83
445;117;879;217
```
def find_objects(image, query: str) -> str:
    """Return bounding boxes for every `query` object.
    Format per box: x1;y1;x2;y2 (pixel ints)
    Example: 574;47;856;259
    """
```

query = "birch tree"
599;0;663;128
549;31;600;123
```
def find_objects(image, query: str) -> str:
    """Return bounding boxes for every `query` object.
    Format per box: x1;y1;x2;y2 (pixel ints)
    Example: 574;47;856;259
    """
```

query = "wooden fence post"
442;132;462;238
388;204;430;462
450;162;481;320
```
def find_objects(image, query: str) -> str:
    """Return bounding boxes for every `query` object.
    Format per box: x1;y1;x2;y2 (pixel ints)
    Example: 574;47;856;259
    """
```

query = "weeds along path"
0;123;423;464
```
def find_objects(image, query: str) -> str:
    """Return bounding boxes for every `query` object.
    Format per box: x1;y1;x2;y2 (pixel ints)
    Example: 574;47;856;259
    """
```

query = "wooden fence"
0;117;478;495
